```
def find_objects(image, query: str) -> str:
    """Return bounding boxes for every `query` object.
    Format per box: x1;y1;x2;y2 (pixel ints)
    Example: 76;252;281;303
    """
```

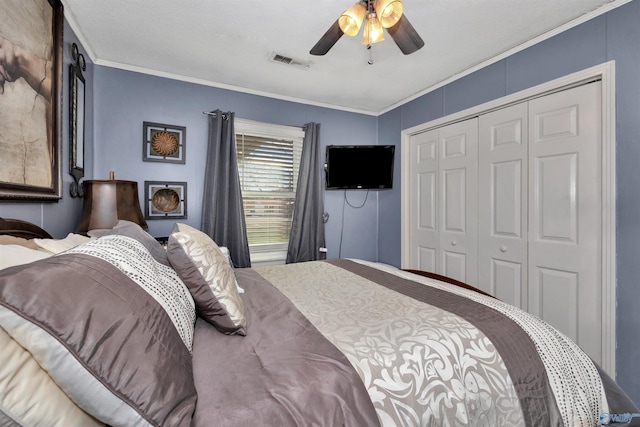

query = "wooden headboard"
0;218;52;239
402;269;497;299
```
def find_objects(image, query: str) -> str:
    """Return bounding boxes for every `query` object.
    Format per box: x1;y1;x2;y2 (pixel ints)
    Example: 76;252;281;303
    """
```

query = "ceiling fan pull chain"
367;44;374;65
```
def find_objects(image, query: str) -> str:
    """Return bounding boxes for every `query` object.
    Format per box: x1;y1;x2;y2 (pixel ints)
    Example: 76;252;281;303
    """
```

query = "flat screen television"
325;145;395;190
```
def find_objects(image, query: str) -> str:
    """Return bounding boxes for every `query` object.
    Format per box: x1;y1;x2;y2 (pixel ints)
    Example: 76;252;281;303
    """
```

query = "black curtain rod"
202;111;229;118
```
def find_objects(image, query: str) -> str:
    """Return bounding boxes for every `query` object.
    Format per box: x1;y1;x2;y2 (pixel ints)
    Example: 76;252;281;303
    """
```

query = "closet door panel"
443;250;467;282
478;104;528;306
418;172;436;230
443;168;466;232
439;119;478;284
493;160;523;236
536;153;578;242
534;267;579;340
492;259;522;306
418;247;436;272
409;129;440;271
528;82;602;364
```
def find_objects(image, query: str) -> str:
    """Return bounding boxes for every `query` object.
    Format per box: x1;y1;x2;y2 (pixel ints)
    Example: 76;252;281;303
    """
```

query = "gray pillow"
103;220;169;266
0;235;197;426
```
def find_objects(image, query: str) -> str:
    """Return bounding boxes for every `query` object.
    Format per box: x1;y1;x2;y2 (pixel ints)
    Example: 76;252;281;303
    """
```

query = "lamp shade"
362;12;384;44
76;180;148;234
339;2;367;36
375;0;403;28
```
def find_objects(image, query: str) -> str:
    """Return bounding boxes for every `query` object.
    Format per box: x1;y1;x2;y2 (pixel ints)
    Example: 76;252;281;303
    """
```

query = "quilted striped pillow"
0;234;197;427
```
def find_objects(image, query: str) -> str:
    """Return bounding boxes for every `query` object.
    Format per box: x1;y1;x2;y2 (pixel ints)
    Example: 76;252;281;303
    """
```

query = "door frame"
400;61;616;377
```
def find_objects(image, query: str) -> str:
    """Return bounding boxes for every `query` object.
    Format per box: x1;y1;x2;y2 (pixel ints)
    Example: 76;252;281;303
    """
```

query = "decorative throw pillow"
219;246;244;293
167;223;247;335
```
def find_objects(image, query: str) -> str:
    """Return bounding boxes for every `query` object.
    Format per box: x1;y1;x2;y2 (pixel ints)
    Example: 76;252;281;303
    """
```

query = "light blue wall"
377;1;640;404
92;67;378;260
377;107;402;266
0;20;93;237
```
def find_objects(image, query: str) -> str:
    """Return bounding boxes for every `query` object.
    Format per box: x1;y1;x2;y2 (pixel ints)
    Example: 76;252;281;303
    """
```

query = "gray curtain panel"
201;110;251;268
286;122;326;264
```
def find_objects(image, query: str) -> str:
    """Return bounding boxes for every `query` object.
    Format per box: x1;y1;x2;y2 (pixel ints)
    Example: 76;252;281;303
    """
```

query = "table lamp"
76;175;148;234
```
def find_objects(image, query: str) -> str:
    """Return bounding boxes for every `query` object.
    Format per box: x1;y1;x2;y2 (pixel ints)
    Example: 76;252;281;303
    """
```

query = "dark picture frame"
144;181;187;220
142;122;186;163
69;43;86;198
0;0;63;200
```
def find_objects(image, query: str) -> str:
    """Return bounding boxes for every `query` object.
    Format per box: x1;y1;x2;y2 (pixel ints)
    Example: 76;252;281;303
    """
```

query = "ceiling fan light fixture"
338;2;367;37
310;0;423;56
375;0;403;28
362;12;384;45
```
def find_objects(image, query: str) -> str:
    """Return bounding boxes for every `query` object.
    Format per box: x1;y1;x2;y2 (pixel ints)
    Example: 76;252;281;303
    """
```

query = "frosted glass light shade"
338;2;367;36
375;0;403;28
362;13;384;44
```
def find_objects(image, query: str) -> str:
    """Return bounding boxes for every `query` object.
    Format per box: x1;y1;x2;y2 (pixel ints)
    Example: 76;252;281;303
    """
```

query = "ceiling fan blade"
387;15;425;55
310;20;344;56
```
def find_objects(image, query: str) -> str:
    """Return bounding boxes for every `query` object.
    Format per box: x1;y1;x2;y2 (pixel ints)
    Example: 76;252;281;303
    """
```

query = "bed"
0;217;637;427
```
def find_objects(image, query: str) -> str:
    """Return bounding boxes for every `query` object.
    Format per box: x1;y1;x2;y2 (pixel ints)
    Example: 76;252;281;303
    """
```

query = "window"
235;119;304;265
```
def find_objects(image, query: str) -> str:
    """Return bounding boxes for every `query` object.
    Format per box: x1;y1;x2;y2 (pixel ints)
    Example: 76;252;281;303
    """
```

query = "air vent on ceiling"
269;52;311;70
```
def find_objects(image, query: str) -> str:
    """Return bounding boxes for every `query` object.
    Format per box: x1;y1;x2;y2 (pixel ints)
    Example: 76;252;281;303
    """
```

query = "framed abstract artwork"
144;181;187;220
0;0;63;200
142;122;186;163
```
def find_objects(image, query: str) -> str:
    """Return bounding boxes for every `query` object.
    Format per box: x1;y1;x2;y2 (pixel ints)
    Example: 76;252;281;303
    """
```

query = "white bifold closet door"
409;118;478;284
409;81;603;366
478;102;529;307
526;82;602;361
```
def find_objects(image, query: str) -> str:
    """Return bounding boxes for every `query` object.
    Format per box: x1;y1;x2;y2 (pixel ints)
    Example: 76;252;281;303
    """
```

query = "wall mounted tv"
325;145;395;190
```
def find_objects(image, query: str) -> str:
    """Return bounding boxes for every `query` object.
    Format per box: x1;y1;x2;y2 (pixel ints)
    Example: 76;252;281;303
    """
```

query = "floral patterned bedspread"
254;259;609;427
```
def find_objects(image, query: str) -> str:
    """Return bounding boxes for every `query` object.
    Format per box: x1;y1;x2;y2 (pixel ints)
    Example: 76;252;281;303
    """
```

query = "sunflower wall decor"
142;122;186;163
144;181;187;220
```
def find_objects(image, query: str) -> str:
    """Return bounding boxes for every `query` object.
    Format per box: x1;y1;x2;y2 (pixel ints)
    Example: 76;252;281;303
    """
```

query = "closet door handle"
500;245;508;253
451;240;457;246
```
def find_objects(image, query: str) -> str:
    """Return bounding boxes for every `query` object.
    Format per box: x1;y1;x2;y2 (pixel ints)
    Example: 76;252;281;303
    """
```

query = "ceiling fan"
310;0;424;56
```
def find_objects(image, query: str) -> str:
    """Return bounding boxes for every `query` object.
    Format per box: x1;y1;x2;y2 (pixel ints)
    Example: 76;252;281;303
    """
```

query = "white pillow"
0;327;102;427
33;233;93;254
0;235;38;249
0;245;51;270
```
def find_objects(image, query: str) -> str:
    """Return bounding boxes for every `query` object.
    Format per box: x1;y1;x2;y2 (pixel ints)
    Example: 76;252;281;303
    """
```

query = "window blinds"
235;130;302;248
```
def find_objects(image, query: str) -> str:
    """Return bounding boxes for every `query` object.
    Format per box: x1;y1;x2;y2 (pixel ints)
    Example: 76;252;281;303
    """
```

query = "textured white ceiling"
62;0;627;115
